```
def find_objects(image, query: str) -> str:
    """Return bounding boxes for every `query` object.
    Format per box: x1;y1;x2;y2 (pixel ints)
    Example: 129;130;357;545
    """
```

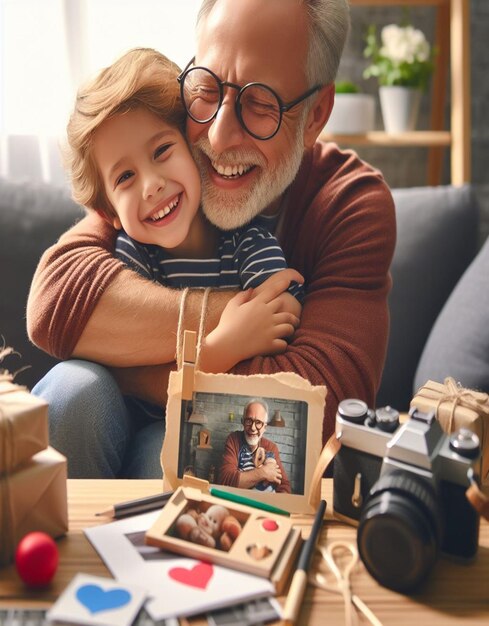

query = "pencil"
96;490;174;519
282;499;327;625
209;487;290;517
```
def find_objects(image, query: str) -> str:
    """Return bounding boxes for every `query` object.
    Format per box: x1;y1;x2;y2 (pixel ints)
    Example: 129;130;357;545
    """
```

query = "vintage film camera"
333;399;481;592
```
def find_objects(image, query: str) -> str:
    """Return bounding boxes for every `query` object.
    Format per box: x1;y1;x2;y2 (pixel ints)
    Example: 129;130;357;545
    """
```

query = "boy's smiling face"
93;107;203;255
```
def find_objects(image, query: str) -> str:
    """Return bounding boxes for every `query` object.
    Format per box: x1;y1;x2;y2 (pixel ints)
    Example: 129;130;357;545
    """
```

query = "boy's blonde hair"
65;48;184;217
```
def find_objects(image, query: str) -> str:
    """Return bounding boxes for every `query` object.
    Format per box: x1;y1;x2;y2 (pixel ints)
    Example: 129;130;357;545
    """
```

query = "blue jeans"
32;360;165;478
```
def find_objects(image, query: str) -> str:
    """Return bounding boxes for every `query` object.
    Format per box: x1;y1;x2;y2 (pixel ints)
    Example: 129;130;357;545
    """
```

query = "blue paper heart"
76;584;132;614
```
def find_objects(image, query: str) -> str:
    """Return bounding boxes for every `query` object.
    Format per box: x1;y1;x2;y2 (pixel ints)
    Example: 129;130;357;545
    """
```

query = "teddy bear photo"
174;502;242;551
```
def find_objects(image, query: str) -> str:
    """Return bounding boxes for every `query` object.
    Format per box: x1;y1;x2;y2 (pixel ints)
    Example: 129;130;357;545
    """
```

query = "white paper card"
84;511;273;620
46;573;147;626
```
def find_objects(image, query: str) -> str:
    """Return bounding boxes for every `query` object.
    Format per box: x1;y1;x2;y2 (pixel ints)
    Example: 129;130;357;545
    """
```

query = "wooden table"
1;479;488;625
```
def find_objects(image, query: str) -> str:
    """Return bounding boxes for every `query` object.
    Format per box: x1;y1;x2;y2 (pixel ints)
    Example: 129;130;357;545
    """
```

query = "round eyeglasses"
177;58;322;141
243;417;266;430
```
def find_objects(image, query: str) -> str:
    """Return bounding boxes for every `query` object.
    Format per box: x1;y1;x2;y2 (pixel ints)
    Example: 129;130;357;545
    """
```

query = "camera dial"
337;399;369;424
449;428;480;458
375;406;400;433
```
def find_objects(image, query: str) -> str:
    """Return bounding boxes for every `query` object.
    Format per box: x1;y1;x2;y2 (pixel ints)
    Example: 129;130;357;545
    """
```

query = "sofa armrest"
414;233;489;395
377;184;479;410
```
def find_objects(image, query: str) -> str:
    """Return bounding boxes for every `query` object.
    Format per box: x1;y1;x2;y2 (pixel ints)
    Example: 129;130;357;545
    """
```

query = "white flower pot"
379;86;422;133
325;93;375;134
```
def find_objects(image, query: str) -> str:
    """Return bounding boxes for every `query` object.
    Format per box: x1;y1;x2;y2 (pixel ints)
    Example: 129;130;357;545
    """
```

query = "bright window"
0;0;201;136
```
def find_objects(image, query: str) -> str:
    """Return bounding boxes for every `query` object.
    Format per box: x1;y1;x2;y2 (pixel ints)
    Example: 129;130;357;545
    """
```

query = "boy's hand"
250;268;303;319
200;269;303;373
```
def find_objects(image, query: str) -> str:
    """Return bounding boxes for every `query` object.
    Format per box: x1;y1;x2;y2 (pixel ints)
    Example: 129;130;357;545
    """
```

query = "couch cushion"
0;179;480;402
414;234;489;394
377;185;479;411
0;178;83;389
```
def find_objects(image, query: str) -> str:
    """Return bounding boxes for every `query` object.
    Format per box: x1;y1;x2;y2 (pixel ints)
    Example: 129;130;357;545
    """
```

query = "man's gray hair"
242;398;269;422
196;0;350;87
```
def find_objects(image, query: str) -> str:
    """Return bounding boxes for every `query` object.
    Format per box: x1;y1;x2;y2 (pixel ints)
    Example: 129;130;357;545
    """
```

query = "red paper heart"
169;562;214;590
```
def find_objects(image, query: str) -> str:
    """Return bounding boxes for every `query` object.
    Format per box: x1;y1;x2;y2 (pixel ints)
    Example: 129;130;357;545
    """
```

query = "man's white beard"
244;432;261;449
190;125;306;231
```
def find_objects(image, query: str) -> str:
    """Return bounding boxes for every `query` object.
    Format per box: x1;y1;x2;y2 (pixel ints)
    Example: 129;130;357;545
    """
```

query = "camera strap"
466;482;489;521
308;432;342;508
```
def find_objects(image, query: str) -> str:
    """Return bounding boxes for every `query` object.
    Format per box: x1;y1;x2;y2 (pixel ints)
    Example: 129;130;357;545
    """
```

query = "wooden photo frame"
161;333;327;514
145;485;302;593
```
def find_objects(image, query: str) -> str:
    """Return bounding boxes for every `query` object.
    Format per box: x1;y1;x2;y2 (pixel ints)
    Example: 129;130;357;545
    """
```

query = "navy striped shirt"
115;216;303;300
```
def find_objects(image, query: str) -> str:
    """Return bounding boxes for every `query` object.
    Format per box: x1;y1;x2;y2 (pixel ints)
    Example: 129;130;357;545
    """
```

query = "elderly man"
218;399;291;493
28;0;395;478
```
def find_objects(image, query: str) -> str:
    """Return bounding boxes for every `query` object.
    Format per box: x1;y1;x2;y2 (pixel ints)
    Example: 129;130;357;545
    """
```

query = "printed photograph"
166;499;248;553
177;393;308;495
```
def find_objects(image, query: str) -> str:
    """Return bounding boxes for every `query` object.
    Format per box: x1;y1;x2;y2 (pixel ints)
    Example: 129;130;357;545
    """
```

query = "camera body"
333;399;481;592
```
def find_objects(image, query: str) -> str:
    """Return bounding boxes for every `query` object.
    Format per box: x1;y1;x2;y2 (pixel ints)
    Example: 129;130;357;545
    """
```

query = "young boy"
65;48;302;374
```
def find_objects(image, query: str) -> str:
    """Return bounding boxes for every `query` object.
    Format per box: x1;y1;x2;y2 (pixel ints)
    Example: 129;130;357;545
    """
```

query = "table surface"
1;479;488;625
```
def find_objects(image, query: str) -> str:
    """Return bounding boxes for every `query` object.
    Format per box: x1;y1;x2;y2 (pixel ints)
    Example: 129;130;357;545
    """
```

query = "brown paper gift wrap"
0;380;49;474
411;377;489;485
0;446;68;565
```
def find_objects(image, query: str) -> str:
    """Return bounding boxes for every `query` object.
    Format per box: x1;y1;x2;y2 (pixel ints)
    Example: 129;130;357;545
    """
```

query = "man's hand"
236;459;282;489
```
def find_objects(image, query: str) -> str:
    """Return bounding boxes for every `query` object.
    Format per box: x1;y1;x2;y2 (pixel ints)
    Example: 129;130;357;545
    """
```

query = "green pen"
209;487;290;517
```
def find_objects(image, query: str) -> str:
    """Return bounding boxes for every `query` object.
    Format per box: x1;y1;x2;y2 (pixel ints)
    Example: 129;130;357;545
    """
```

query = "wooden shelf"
319;130;451;147
332;0;470;186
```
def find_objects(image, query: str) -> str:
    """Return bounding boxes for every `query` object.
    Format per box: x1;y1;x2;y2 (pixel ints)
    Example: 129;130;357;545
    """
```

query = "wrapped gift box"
0;446;68;565
0;380;49;474
411;378;489;485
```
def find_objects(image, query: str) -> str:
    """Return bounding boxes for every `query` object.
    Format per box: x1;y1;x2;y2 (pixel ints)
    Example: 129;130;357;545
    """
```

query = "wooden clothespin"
181;330;197;401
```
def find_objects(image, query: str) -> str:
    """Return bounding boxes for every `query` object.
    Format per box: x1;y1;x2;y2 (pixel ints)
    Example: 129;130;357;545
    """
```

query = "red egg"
15;532;59;587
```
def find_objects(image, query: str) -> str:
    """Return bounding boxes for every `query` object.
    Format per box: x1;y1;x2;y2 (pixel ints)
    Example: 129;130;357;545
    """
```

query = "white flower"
364;21;433;88
380;24;431;65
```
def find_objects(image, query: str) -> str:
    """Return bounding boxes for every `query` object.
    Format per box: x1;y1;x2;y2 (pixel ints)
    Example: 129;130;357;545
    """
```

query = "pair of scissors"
309;540;383;626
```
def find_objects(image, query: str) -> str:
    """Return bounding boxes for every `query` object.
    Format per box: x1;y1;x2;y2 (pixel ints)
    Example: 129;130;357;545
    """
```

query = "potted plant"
363;23;434;133
324;80;375;135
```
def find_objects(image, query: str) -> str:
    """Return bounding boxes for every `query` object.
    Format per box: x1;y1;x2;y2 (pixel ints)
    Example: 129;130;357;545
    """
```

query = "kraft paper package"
0;446;68;565
411;377;489;485
0;348;68;565
0;379;49;473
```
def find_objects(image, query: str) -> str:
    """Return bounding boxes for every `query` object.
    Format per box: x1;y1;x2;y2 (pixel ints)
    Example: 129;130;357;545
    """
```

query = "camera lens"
357;471;443;592
337;399;369;424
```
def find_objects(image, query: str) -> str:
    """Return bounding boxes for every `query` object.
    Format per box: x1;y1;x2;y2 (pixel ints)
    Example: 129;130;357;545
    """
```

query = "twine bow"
0;371;13;383
0;345;29;384
0;346;15;383
436;376;489;432
0;346;28;472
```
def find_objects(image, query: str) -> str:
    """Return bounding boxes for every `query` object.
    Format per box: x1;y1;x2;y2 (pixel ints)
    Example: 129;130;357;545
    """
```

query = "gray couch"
0;178;485;411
